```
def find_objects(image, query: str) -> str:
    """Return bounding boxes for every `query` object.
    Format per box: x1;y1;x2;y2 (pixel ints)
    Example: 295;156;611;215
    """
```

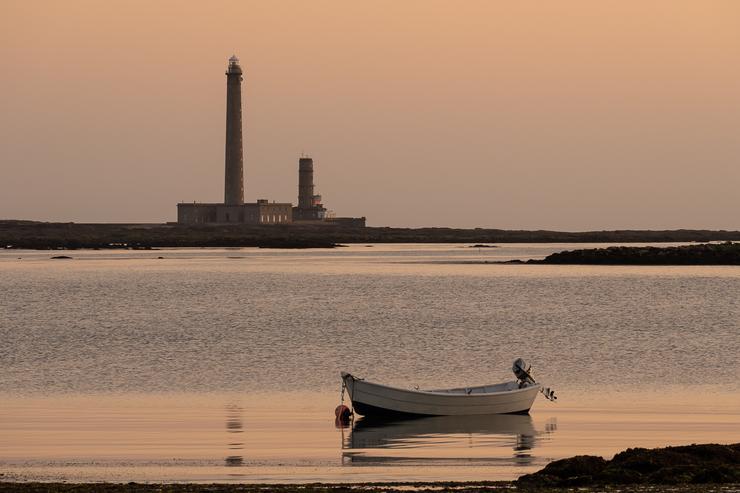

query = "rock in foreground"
517;443;740;486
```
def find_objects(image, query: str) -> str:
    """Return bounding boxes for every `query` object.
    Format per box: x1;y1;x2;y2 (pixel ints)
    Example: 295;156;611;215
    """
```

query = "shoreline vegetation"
1;444;738;491
2;220;740;250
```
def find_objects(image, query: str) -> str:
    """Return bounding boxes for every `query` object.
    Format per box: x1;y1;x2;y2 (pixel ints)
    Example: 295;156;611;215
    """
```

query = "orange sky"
1;1;739;228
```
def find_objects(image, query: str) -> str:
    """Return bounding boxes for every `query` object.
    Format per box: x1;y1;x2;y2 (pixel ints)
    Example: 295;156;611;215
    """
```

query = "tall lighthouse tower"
224;55;244;205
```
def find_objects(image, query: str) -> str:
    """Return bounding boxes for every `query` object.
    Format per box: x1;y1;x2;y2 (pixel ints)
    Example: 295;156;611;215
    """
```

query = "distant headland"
528;242;740;265
2;220;740;250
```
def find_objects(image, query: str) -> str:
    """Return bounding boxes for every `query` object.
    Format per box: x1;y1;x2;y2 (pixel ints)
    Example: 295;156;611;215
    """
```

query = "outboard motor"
512;358;557;401
512;358;535;387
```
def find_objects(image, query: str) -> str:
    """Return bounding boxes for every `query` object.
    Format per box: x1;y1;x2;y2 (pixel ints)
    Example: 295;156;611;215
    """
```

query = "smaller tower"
293;156;327;221
298;157;314;209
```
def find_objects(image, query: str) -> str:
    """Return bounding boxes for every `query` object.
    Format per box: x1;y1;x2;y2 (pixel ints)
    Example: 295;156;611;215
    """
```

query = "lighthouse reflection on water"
225;404;245;471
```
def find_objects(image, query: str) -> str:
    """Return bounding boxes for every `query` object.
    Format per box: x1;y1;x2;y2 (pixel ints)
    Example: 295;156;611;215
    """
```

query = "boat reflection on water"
342;414;556;466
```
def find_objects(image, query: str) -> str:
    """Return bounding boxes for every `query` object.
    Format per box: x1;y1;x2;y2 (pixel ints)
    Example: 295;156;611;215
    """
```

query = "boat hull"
342;373;540;416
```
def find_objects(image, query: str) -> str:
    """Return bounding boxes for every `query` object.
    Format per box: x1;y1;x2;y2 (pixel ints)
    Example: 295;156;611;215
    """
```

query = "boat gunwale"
343;373;540;398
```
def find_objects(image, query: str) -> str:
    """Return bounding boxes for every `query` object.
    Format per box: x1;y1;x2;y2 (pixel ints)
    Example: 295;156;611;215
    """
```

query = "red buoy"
334;405;353;427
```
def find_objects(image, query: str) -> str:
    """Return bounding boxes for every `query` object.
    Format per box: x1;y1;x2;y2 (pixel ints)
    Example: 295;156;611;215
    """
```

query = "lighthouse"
224;55;244;205
176;56;364;228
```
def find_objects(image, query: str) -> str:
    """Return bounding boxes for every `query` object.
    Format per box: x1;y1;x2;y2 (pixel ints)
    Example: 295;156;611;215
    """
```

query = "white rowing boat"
340;358;555;417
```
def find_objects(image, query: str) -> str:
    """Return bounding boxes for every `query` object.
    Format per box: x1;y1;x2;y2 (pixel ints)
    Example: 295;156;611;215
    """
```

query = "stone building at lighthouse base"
177;200;292;225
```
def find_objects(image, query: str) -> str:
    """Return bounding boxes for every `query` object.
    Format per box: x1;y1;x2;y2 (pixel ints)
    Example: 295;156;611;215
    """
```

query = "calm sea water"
1;244;739;482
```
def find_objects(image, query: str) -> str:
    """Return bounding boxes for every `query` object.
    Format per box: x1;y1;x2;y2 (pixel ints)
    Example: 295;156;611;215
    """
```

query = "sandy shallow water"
1;244;738;482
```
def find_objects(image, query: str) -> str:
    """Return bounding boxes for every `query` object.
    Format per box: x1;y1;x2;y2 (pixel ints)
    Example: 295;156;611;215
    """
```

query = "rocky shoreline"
3;220;740;250
529;242;740;265
518;443;740;486
0;483;738;493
